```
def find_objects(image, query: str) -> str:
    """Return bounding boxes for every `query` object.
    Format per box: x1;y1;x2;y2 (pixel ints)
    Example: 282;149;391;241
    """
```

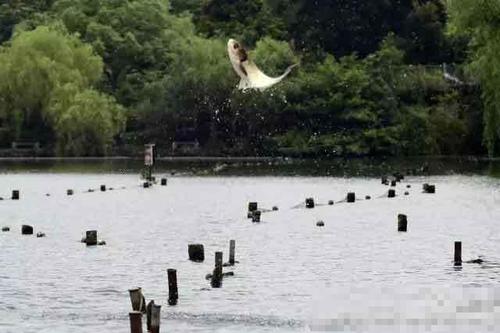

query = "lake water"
1;158;500;332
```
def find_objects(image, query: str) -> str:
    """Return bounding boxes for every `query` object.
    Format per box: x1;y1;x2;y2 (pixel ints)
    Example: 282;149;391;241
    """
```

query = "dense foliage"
0;0;492;156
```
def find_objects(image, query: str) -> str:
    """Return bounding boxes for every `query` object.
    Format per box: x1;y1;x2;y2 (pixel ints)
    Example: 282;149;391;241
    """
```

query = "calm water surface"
1;159;500;332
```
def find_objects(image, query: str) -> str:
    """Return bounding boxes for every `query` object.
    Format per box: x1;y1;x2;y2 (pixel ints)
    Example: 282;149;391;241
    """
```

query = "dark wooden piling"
423;184;435;193
150;304;161;333
454;241;462;266
305;198;315;208
211;251;223;288
328;200;334;205
2;226;9;232
406;184;411;188
146;300;154;331
161;178;167;186
252;210;261;222
11;190;19;200
86;230;97;246
248;202;258;212
129;288;144;312
129;311;143;333
365;195;371;200
100;185;106;192
167;268;178;305
316;221;325;227
188;244;204;262
67;189;74;196
21;225;33;235
347;192;355;203
397;214;407;232
388;189;396;198
229;240;236;265
36;232;46;238
272;206;279;211
404;191;409;196
391;180;397;187
143;182;150;188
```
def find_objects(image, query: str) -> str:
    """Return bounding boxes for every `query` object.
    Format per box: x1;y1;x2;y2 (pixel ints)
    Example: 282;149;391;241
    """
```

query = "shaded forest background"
0;0;498;157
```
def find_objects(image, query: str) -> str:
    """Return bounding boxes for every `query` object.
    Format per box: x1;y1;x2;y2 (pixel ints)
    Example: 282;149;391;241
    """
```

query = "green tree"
0;25;124;155
448;0;500;155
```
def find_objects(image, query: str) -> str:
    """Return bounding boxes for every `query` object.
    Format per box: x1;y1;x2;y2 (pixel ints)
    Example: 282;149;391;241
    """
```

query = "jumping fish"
227;38;297;91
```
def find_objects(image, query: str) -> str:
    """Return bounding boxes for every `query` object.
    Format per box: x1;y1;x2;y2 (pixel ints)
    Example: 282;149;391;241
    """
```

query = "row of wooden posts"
3;177;168;201
127;240;237;332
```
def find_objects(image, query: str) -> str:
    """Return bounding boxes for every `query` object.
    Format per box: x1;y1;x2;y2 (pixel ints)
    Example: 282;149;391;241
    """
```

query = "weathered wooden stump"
211;251;223;288
248;202;258;213
86;230;97;246
423;184;435;193
67;189;74;196
188;244;204;262
12;190;19;200
305;198;315;208
328;200;334;205
146;300;154;332
129;288;144;312
454;241;462;266
100;185;106;192
229;240;236;265
143;182;150;188
21;225;33;235
150;304;161;333
252;210;261;223
316;221;325;227
161;178;167;186
404;191;409;196
397;214;407;232
365;195;371;200
168;268;178;305
347;192;355;203
388;189;396;198
36;232;46;238
129;311;143;333
2;226;10;232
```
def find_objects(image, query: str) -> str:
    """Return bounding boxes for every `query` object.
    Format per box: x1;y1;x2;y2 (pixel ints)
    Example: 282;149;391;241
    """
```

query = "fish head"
227;38;249;79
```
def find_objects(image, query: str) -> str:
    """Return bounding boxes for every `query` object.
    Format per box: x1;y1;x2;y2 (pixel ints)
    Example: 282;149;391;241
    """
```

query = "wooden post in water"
347;192;355;203
188;244;204;262
21;225;33;235
150;304;161;333
211;251;223;288
167;268;178;305
229;240;236;265
161;178;167;186
67;189;74;196
252;210;261;223
129;311;143;333
397;214;408;232
129;288;144;311
454;241;462;266
388;189;396;198
11;190;19;200
146;300;154;332
100;185;106;192
305;198;315;208
86;230;97;246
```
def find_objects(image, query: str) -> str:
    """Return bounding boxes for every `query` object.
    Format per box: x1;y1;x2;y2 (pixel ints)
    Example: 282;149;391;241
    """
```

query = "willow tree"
448;0;500;156
0;25;125;155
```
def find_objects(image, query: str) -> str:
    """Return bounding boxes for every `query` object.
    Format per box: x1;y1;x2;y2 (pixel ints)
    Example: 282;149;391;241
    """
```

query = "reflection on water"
1;159;500;332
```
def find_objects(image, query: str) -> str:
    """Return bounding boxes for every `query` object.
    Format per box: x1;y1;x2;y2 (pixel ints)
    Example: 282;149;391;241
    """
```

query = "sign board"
144;144;155;166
